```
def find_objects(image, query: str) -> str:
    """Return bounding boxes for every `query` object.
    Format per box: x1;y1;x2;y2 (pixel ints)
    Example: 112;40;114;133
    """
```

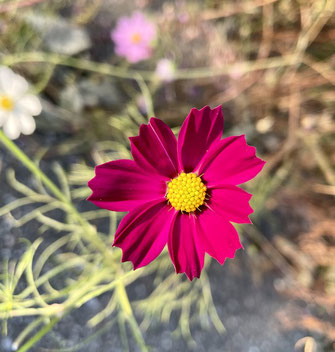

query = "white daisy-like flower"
0;66;42;139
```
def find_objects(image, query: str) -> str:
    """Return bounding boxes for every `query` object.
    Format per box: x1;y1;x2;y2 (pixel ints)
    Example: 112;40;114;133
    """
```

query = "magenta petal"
197;208;243;265
113;201;174;269
208;185;254;224
168;213;205;280
88;159;166;211
130;118;179;178
177;105;223;172
198;135;266;186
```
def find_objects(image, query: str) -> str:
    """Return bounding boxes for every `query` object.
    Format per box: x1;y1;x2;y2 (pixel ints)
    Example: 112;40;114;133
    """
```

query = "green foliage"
0;126;228;351
0;0;333;350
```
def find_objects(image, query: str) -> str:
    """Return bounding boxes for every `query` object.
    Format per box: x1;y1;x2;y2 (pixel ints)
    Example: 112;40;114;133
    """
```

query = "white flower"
0;66;42;139
155;59;176;82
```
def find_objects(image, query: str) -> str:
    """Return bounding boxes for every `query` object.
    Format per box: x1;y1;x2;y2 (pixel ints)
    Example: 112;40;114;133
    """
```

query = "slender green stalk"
1;51;299;81
0;129;110;259
37;318;116;352
304;134;335;186
13;316;44;350
17;317;60;352
135;74;155;117
0;130;66;203
116;282;148;352
0;129;146;350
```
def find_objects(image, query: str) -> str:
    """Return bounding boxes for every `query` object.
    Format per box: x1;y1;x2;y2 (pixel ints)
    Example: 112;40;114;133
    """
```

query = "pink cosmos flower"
88;106;265;280
111;12;156;63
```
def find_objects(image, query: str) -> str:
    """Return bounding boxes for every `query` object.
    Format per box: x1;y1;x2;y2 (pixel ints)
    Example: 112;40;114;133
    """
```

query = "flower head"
0;66;42;139
111;12;156;63
155;58;176;82
88;106;265;280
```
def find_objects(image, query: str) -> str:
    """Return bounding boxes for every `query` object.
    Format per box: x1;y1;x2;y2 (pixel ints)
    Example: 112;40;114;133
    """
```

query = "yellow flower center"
0;95;14;111
166;172;207;213
131;33;142;44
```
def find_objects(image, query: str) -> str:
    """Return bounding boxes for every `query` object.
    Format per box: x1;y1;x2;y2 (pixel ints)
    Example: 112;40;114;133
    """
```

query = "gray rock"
78;79;123;109
24;13;91;55
60;85;84;113
0;336;14;352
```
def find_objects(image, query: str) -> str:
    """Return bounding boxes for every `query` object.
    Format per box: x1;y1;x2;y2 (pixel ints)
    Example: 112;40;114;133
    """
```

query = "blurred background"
0;0;334;351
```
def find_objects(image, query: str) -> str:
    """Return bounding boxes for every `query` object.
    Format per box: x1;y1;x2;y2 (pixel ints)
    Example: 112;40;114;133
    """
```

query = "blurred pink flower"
155;59;176;82
111;12;156;63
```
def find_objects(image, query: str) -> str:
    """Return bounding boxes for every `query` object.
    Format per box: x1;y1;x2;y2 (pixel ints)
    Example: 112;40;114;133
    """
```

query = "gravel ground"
0;140;326;352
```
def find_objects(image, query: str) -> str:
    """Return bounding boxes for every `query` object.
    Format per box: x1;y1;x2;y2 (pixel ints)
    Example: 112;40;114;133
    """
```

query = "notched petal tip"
215;244;244;267
190;104;222;116
227;242;243;259
148;116;160;124
185;274;199;281
240;134;267;165
86;164;110;202
245;212;254;224
86;192;95;202
173;266;200;281
120;246;142;269
112;243;145;271
188;105;223;127
216;241;244;265
86;175;98;201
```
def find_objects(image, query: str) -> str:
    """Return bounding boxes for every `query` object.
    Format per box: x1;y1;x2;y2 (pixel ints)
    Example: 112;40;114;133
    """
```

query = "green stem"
116;282;148;352
42;318;116;352
13;316;44;350
17;317;60;352
0;129;66;202
135;74;155;117
1;51;299;81
0;129;146;350
0;129;110;259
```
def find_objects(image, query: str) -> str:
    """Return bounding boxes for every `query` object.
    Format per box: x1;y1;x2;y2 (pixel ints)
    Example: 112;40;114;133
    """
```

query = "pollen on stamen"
0;95;14;111
166;172;207;213
131;33;142;44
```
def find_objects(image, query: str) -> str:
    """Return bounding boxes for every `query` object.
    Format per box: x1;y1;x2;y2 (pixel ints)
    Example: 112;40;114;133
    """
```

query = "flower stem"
1;51;299;81
0;130;66;202
17;317;60;352
0;129;109;258
0;129;147;350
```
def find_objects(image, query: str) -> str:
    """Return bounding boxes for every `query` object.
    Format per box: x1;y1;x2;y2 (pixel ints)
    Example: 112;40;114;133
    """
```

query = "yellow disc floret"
0;95;14;111
131;33;142;44
166;172;207;213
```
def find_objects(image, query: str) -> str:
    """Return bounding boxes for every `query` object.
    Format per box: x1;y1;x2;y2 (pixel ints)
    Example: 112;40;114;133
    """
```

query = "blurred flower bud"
155;59;176;82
